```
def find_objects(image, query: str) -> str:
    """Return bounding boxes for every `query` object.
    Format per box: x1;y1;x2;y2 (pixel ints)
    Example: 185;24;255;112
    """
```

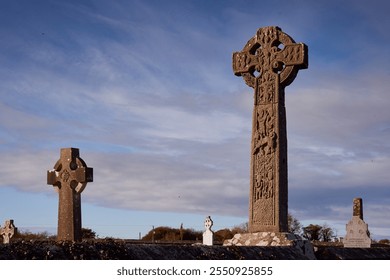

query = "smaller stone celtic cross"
47;148;93;241
203;216;214;246
0;220;17;244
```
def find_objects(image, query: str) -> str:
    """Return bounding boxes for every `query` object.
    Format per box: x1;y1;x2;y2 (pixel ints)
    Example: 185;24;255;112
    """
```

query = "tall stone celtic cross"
47;148;93;241
233;26;308;233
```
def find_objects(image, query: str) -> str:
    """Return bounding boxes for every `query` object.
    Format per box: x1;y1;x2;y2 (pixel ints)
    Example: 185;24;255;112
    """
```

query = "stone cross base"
203;231;214;246
223;232;315;259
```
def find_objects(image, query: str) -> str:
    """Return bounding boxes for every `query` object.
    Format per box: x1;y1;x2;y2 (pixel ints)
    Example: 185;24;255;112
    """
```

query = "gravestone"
47;148;93;241
202;216;214;246
0;220;16;244
232;26;308;232
343;198;371;248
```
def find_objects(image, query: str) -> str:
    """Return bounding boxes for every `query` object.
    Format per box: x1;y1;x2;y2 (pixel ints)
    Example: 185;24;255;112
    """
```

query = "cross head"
204;216;213;231
233;26;308;104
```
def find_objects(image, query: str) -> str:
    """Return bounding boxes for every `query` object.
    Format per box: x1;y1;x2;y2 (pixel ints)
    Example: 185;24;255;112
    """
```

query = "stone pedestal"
223;232;315;259
343;216;371;248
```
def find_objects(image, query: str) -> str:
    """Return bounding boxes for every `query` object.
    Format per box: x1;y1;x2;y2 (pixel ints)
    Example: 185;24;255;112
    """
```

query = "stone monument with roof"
343;197;371;248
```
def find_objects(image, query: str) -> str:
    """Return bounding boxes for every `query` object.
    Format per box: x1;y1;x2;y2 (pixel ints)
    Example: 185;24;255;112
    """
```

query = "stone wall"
0;240;310;260
1;240;390;260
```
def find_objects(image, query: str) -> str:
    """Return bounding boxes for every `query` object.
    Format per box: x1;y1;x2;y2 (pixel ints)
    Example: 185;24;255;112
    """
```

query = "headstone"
202;216;214;246
343;198;371;248
232;26;308;232
47;148;93;241
0;220;17;244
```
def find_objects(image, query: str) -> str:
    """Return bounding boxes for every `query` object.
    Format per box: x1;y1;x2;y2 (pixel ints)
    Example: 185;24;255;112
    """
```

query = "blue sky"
1;0;390;240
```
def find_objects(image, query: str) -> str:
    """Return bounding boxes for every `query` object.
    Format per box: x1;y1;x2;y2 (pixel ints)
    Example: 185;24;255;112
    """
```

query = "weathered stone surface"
0;220;16;244
202;216;214;246
1;240;389;260
314;246;390;260
223;232;315;259
343;198;371;248
47;148;93;242
233;26;308;233
0;240;313;260
353;197;363;219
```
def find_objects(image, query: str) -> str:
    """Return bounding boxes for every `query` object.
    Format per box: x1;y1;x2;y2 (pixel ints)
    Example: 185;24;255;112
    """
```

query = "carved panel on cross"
252;104;276;226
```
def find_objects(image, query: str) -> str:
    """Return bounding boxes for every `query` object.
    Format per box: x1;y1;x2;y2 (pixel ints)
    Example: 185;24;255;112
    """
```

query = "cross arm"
47;169;60;187
75;167;93;183
276;43;308;86
232;51;260;77
275;43;308;69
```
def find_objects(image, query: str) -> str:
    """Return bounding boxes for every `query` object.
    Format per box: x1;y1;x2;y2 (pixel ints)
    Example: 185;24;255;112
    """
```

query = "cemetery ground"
1;225;390;260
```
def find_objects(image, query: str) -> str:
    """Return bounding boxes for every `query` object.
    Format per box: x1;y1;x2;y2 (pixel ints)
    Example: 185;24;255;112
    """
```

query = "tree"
82;228;97;239
214;229;234;243
288;213;302;235
303;224;322;241
142;226;202;241
231;222;248;234
319;224;335;242
303;223;336;242
14;230;56;240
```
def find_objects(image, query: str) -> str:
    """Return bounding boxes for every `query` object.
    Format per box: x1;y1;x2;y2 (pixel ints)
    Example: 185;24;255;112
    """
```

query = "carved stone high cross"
233;26;308;233
47;148;93;241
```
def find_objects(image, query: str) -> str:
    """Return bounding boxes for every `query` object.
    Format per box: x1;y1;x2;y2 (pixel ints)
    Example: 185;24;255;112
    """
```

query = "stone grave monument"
343;197;371;248
0;220;17;244
202;216;214;246
224;27;313;258
47;148;93;241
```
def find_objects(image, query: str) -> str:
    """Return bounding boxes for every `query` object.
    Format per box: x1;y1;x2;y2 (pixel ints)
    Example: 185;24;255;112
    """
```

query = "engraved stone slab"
47;148;93;241
0;220;17;244
343;198;371;248
233;26;308;233
202;216;214;246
